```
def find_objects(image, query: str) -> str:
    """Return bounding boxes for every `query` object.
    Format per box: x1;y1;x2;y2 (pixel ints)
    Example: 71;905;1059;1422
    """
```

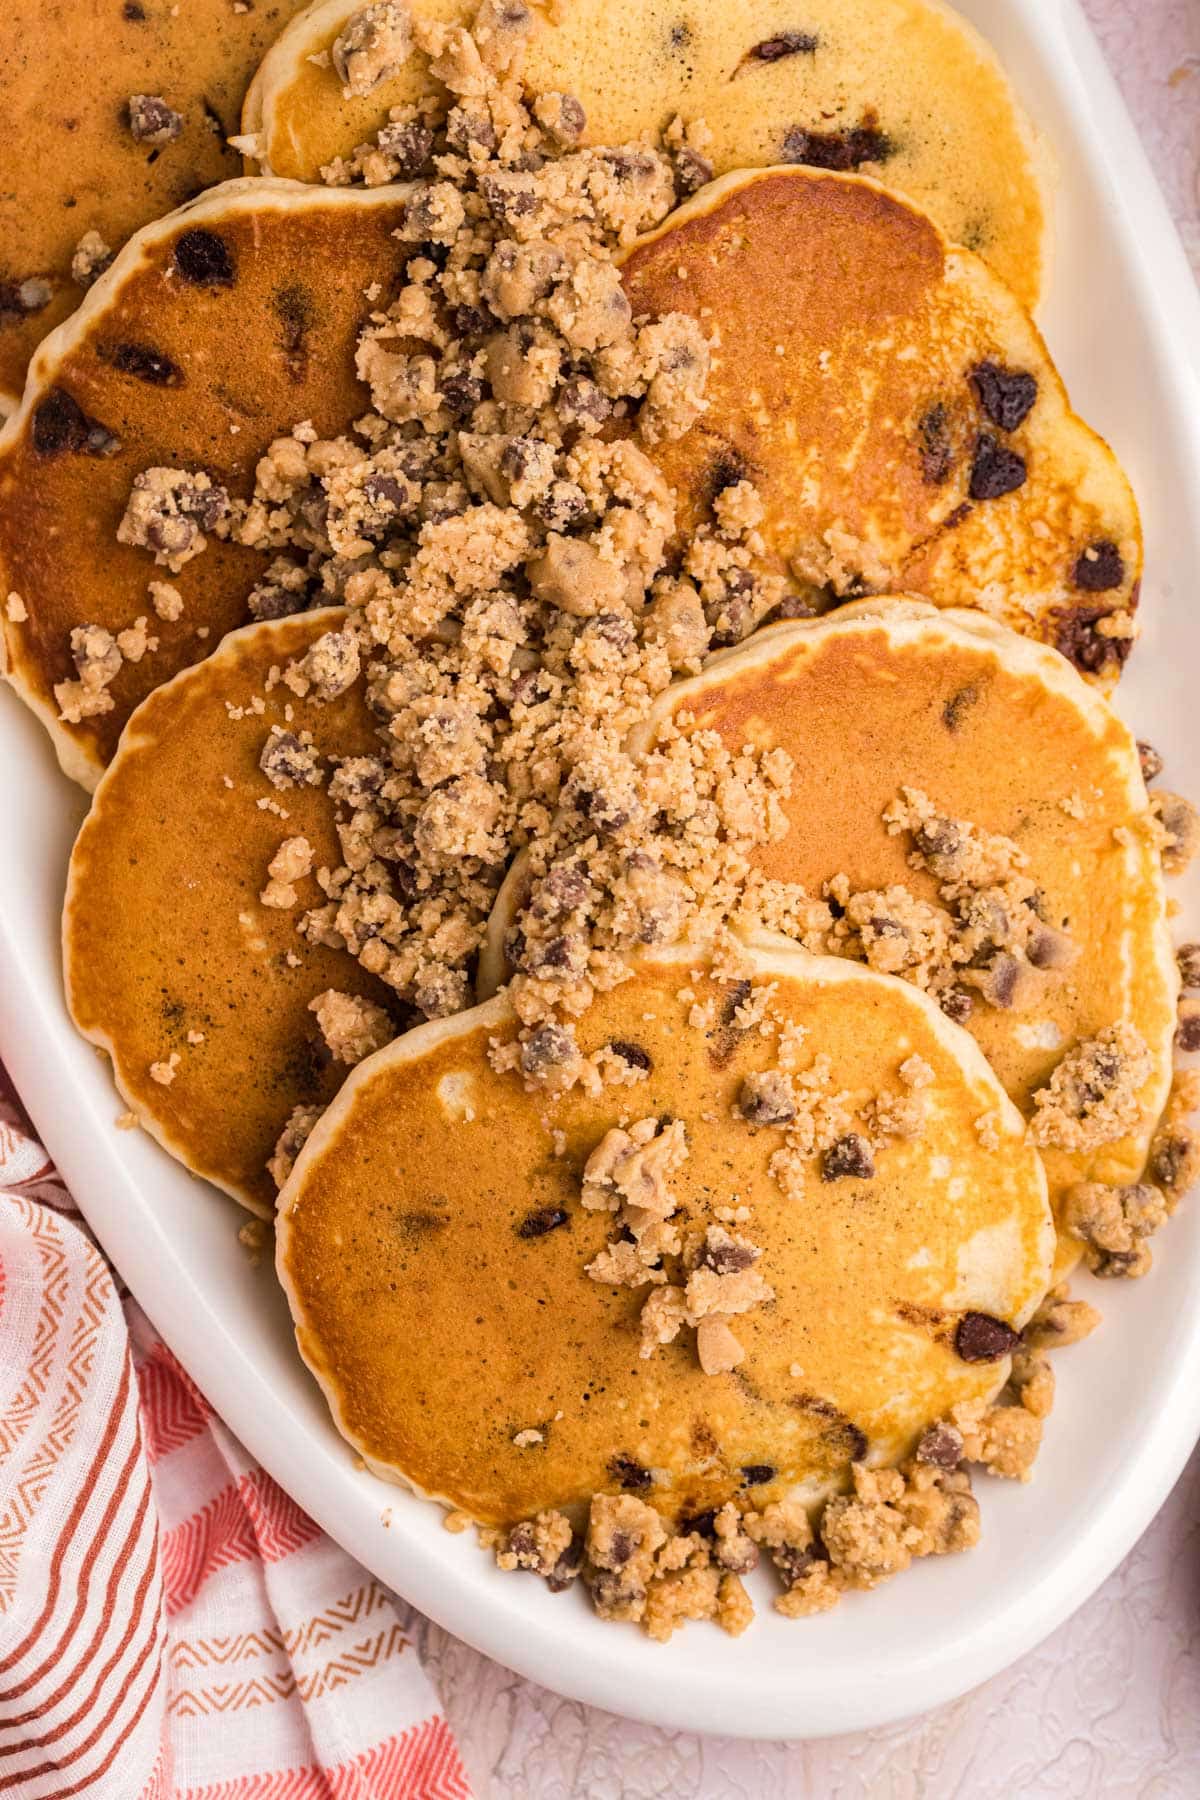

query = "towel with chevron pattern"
0;1067;472;1800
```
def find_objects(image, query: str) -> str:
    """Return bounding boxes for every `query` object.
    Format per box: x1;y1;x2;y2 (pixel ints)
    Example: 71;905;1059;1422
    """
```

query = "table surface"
412;5;1200;1793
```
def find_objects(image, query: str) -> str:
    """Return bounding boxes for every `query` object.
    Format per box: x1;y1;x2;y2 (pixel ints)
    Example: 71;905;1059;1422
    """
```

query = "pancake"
243;0;1048;306
63;608;399;1218
0;178;413;788
614;602;1176;1276
276;942;1054;1526
619;168;1141;682
0;0;311;412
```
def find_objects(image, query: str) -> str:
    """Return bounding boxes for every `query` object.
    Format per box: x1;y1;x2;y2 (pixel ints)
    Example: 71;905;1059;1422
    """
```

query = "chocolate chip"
916;1423;964;1469
680;1508;717;1538
673;146;713;195
942;683;980;731
173;228;235;287
774;1544;819;1587
559;376;611;430
607;1039;652;1071
1072;539;1125;592
447;302;495;338
1177;944;1200;990
782;121;893;172
516;1206;570;1239
608;1528;637;1567
1052;604;1133;676
519;1023;576;1076
970;361;1037;432
739;1463;776;1485
377;119;435;176
608;1455;652;1492
104;340;183;385
441;372;483;420
1138;740;1164;784
273;282;315;376
545;1536;583;1591
122;2;146;18
745;31;818;61
127;94;183;146
31;387;121;458
701;1237;757;1275
954;1311;1022;1362
820;1133;875;1182
968;433;1027;501
918;403;954;485
258;730;318;788
1177;1006;1200;1054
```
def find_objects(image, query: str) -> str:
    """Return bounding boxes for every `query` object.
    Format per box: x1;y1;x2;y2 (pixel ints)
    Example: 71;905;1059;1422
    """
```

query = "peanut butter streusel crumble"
83;0;1200;1645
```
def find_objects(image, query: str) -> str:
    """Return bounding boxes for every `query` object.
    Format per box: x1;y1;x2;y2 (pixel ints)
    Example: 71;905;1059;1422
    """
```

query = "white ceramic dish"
2;0;1199;1741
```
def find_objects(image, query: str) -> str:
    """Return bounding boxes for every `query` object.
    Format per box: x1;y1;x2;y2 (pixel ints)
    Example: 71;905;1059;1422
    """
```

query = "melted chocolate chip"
273;281;315;378
954;1311;1022;1363
942;683;980;731
706;445;748;502
104;340;183;385
608;1455;652;1492
968;433;1027;501
1052;604;1133;676
739;1463;776;1485
918;402;954;485
970;361;1037;432
1137;740;1163;784
173;227;235;287
31;386;121;458
916;1423;965;1469
122;2;146;18
607;1039;652;1072
744;32;818;63
820;1133;875;1182
782;121;893;172
1072;539;1125;592
516;1206;570;1239
940;987;974;1024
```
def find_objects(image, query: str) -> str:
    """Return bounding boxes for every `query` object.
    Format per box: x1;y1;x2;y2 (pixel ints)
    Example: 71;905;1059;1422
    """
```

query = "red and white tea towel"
0;1068;472;1800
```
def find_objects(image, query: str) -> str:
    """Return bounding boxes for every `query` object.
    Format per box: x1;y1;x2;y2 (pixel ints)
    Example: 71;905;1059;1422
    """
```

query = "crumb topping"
1030;1022;1152;1152
308;988;393;1064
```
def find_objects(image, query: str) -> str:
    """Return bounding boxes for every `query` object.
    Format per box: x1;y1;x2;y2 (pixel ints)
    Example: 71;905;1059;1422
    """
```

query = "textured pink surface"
416;6;1200;1793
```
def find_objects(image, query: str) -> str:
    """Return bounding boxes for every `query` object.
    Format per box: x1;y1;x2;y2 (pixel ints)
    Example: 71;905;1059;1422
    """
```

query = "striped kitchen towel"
0;1067;471;1800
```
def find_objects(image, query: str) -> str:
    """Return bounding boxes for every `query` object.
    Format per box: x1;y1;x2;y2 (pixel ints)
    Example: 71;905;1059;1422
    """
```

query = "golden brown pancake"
244;0;1048;305
620;169;1141;681
64;608;398;1217
624;603;1178;1276
0;0;311;411
276;942;1053;1527
0;178;412;787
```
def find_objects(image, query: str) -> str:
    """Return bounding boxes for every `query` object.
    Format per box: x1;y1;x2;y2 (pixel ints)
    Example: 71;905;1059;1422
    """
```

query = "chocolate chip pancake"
0;178;413;786
276;941;1054;1527
63;608;398;1218
243;0;1048;305
0;0;312;412
619;168;1141;681
623;603;1178;1276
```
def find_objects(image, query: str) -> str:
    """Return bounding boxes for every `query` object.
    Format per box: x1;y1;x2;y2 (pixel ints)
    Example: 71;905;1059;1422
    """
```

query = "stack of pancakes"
4;0;1196;1628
